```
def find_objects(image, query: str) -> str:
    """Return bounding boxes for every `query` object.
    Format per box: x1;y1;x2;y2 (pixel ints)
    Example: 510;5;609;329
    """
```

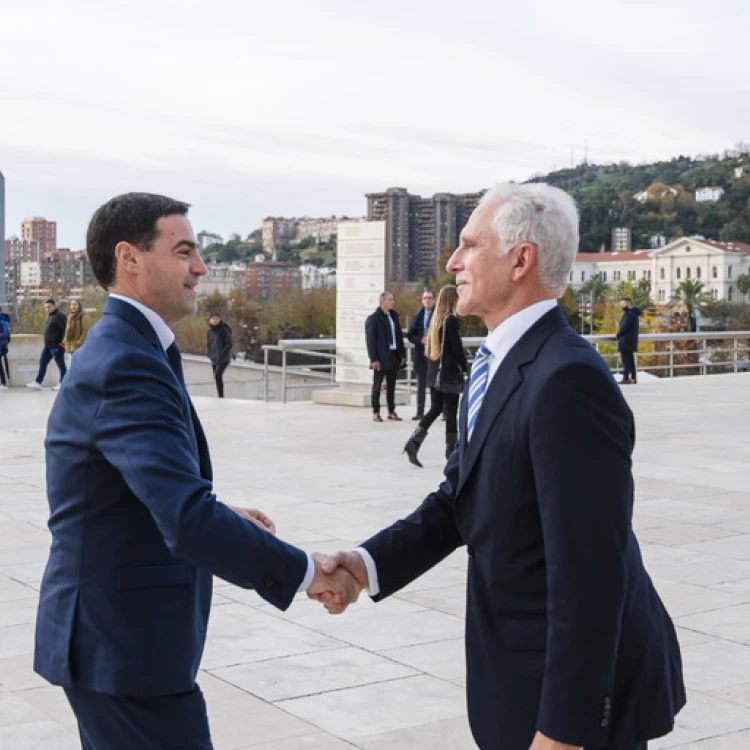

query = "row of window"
573;266;735;283
657;288;729;302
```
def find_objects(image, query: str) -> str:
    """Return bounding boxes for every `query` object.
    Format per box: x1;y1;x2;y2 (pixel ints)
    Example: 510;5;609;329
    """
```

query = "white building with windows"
569;238;750;303
695;186;725;203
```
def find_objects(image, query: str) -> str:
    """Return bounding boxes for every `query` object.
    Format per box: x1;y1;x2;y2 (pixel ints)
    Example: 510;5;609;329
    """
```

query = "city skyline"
1;0;748;248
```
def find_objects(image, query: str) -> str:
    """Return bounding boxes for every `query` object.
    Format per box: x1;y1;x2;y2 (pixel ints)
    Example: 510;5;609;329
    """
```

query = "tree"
579;273;610;302
671;279;710;332
736;273;750;301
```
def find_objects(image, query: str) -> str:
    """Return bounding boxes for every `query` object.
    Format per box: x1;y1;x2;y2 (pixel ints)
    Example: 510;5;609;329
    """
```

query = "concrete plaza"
1;374;750;749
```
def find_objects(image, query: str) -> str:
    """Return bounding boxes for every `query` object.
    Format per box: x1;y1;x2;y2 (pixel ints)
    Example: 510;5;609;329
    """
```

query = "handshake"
307;551;367;614
229;506;366;614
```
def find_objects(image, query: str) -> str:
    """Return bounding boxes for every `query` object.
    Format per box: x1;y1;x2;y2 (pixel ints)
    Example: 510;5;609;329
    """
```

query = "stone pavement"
1;374;750;749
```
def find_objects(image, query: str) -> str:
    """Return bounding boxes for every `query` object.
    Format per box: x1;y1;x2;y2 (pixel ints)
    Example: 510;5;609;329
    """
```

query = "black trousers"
621;351;636;381
372;357;399;413
414;357;427;416
36;346;66;384
64;684;213;749
0;345;7;386
588;745;646;750
420;388;459;434
212;360;229;398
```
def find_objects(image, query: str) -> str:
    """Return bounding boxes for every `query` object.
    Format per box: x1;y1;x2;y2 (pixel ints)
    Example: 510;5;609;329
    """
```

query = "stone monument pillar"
312;220;408;407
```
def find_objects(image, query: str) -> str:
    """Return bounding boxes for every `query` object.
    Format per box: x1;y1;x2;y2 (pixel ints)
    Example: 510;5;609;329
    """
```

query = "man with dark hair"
26;299;67;391
0;305;9;390
34;192;357;749
616;297;642;385
207;313;233;397
407;289;436;419
366;291;406;422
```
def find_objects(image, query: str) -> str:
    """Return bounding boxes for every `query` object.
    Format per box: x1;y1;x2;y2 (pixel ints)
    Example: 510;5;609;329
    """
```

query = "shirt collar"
483;298;558;377
109;294;175;351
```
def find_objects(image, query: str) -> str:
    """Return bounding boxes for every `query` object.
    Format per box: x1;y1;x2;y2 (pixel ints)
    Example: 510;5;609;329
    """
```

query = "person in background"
0;309;9;391
206;313;233;398
365;291;406;422
26;299;67;391
407;289;436;420
616;297;642;385
64;299;93;357
403;285;466;466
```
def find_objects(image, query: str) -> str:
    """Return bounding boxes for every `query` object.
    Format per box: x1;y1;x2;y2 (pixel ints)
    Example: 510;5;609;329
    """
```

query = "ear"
114;241;140;279
511;243;537;281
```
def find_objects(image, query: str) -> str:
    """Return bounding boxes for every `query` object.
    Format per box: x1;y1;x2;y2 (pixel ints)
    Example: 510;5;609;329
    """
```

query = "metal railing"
262;330;750;403
262;339;337;403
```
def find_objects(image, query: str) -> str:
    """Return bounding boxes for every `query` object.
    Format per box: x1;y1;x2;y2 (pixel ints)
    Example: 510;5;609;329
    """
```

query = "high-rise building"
611;227;632;253
21;216;57;259
239;261;300;299
197;231;224;252
5;236;42;262
366;187;485;283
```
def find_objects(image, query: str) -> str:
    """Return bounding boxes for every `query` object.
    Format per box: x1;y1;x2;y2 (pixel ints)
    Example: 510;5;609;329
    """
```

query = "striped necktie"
467;343;493;441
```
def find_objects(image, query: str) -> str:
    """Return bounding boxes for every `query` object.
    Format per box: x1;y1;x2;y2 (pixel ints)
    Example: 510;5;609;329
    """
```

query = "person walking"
616;297;642;384
206;313;233;398
63;299;93;357
365;291;405;422
0;310;9;391
403;285;467;467
26;298;67;391
406;289;436;420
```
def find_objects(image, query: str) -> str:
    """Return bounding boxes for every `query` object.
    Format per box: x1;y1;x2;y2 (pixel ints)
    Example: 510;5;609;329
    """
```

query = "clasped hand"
307;551;368;614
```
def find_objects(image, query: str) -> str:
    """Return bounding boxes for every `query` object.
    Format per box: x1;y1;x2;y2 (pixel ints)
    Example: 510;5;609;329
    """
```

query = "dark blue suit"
34;297;308;747
407;306;432;416
362;307;685;750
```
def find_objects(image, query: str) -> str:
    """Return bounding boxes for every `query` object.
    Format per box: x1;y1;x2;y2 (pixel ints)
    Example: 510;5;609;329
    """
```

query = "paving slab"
1;373;750;747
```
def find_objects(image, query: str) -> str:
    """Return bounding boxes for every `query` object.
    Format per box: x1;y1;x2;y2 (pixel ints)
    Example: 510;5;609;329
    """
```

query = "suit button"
467;546;475;558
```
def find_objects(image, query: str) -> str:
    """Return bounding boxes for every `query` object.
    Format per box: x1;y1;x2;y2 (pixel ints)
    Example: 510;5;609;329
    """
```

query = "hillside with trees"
526;144;750;251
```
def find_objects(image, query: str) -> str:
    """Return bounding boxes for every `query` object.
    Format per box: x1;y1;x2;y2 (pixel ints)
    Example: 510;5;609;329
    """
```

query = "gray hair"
379;291;393;302
479;182;579;296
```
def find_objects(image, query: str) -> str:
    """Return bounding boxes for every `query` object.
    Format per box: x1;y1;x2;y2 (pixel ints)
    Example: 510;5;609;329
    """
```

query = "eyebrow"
172;240;198;251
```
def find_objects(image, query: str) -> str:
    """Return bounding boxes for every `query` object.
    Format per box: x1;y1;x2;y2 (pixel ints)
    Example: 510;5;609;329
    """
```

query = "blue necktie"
467;343;493;441
166;342;185;387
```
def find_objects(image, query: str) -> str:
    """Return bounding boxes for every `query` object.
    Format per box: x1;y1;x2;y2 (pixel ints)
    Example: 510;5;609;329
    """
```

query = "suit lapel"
456;306;568;496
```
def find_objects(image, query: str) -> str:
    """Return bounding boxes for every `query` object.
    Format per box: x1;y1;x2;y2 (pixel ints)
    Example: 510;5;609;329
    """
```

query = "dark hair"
86;192;190;289
45;298;56;306
621;297;632;303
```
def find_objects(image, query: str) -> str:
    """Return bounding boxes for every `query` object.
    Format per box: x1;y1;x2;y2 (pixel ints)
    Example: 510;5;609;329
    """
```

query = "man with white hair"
316;183;685;750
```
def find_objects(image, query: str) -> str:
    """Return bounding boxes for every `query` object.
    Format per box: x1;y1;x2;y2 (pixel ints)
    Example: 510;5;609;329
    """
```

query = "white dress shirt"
356;298;559;597
109;294;315;593
387;313;397;351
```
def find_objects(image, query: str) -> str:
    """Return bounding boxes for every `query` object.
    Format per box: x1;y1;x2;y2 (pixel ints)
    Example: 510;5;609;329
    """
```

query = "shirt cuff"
296;553;315;594
353;547;380;597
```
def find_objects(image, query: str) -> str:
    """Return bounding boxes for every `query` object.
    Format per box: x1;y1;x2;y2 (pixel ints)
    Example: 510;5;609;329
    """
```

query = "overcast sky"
1;0;748;248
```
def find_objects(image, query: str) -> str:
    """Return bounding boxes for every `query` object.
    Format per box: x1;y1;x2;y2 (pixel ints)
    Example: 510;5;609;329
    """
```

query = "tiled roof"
575;252;652;263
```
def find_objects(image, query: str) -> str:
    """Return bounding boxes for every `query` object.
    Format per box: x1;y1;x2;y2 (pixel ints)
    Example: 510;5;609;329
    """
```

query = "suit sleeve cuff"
296;553;315;594
353;547;380;597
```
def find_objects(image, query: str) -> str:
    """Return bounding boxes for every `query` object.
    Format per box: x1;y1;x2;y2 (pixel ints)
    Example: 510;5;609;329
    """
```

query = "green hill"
525;147;750;251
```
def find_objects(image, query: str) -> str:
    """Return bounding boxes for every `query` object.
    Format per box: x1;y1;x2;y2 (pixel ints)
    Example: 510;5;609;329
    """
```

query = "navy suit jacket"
362;306;685;750
34;297;308;697
407;306;431;369
365;307;405;368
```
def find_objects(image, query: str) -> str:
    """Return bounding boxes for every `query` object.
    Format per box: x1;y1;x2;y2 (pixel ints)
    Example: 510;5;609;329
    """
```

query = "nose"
446;246;463;274
192;254;208;277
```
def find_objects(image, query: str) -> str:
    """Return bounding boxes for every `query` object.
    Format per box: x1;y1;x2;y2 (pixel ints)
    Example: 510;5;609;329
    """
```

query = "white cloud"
0;0;747;246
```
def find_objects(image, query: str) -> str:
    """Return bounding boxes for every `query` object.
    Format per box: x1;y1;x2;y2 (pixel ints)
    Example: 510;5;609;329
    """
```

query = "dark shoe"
412;413;423;421
373;413;383;422
631;379;637;385
388;412;402;421
403;426;427;468
445;432;458;459
618;379;632;385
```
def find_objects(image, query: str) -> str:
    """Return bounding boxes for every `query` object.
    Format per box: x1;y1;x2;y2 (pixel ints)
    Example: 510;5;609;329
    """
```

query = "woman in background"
63;299;92;356
403;284;467;467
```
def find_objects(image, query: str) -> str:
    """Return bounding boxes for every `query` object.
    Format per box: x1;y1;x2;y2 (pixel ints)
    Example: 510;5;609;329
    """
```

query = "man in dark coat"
365;291;406;422
206;313;233;398
406;289;436;420
26;298;68;390
616;297;642;385
319;183;685;750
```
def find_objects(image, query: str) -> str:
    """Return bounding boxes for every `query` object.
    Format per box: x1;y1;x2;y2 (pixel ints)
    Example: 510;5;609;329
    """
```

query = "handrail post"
263;348;269;402
281;349;287;404
669;341;674;379
734;337;739;373
703;338;708;377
